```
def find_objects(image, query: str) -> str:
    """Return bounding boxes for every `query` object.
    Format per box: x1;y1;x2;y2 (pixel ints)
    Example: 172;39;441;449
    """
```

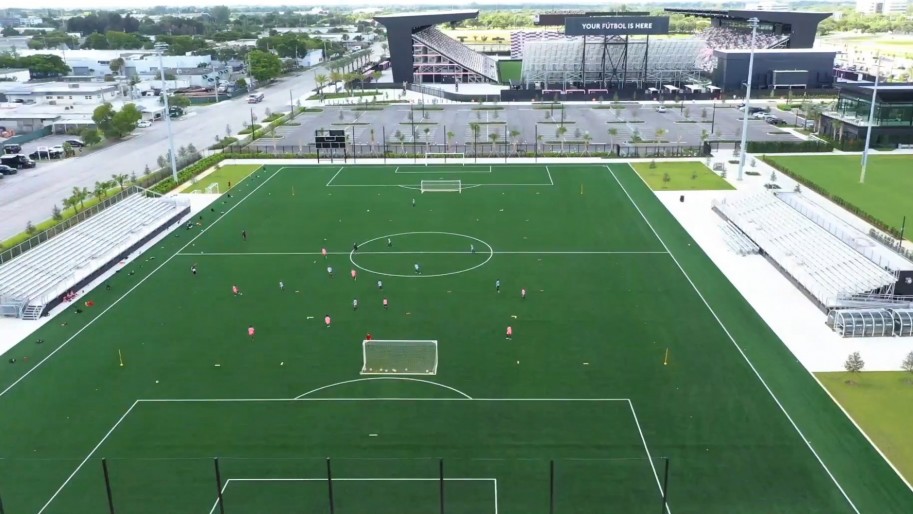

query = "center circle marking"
349;231;494;278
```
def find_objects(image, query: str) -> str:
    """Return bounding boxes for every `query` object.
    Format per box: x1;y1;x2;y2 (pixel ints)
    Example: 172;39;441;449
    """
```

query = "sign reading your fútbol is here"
565;16;670;36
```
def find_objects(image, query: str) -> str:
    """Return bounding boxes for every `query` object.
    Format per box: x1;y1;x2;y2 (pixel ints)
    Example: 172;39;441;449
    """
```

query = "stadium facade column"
737;17;759;182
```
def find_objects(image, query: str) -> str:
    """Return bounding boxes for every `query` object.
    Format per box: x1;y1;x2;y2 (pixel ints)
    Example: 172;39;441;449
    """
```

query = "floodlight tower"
861;54;889;184
737;17;759;182
155;43;179;183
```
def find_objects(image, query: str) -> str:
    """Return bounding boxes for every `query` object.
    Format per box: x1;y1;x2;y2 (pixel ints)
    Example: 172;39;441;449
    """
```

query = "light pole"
155;43;178;183
861;54;886;184
737;17;759;182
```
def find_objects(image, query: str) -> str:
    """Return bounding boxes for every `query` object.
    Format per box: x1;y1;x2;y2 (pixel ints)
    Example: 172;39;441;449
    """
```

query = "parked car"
2;143;22;154
655;106;667;113
766;117;787;126
137;120;152;128
29;146;63;159
247;92;264;104
752;111;769;119
64;139;85;148
0;164;18;175
0;154;35;169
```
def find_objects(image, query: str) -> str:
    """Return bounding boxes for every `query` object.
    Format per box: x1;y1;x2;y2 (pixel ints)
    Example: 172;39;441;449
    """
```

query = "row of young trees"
844;351;913;378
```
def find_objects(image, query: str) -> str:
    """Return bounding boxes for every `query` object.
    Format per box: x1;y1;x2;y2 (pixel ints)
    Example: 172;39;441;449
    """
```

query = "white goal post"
424;152;465;166
361;340;439;375
205;183;220;194
421;180;462;194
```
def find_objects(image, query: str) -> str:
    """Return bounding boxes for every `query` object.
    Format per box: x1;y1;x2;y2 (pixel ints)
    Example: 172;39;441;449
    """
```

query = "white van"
247;93;264;103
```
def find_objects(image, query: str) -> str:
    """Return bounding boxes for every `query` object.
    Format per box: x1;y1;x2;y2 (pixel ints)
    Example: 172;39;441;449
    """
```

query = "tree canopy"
92;103;142;140
247;49;282;82
0;54;70;77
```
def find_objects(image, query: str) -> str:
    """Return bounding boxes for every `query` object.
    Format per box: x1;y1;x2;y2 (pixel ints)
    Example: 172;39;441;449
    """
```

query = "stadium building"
375;9;836;100
819;83;913;147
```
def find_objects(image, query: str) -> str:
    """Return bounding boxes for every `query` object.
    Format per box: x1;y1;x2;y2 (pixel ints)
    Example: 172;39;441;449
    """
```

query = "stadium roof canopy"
665;9;831;49
374;10;479;27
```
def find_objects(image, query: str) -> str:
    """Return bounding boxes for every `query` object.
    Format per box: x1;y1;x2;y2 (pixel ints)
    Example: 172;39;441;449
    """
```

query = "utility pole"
861;54;885;184
736;17;759;182
155;43;178;183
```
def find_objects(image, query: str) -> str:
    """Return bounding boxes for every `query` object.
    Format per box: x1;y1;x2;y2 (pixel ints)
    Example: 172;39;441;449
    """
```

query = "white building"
0;68;30;83
855;0;909;14
16;50;213;79
0;81;119;106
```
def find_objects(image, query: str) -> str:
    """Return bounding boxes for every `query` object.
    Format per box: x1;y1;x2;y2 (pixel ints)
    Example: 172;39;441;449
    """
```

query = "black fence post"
660;457;670;514
102;458;115;514
351;124;356;164
535;124;539;162
439;458;445;514
382;126;387;165
326;458;335;514
214;458;226;514
549;460;555;514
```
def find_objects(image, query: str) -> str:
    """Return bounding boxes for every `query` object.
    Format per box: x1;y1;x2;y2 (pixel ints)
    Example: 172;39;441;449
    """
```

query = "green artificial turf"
817;372;913;484
183;164;262;193
631;161;734;191
0;163;910;514
497;60;522;83
764;154;913;236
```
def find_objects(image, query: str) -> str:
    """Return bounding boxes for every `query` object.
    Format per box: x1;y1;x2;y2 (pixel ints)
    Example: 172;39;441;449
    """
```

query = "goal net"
205;183;220;194
361;340;438;375
424;152;465;166
421;180;462;194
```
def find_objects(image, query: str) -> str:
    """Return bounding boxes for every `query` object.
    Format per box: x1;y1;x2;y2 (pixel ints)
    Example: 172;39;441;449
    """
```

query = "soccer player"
191;264;197;276
324;314;331;328
279;281;285;291
351;269;357;281
414;263;421;275
366;333;373;341
353;242;359;252
322;247;327;259
241;230;247;241
470;244;476;254
387;238;393;247
496;279;501;293
521;288;526;300
377;279;383;290
248;325;255;339
232;285;239;296
353;298;358;310
327;266;334;278
506;326;512;340
383;298;389;310
412;198;416;207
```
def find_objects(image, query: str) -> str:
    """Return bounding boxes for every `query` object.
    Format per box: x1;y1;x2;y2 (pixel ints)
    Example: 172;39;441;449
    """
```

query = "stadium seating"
696;27;787;72
715;192;896;307
510;31;577;59
413;27;499;82
720;221;760;256
0;194;185;319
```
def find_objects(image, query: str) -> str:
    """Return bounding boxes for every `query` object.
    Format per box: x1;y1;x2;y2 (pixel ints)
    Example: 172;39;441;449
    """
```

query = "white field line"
325;166;345;187
627;399;671;514
608;165;860;514
0;166;286;401
139;398;633;402
36;400;140;514
546;166;554;185
296;377;472;399
176;250;668;256
327;183;553;187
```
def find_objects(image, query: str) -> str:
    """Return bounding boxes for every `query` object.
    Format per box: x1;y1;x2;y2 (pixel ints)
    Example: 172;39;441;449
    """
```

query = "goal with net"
205;183;219;194
421;180;461;193
424;152;465;166
361;340;438;375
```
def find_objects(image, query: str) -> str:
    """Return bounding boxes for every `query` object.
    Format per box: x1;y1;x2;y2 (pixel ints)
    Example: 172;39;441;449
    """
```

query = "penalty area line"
176;250;669;256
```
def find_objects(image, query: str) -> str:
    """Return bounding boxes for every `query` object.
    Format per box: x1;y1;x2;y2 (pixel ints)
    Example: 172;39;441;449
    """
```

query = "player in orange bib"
322;248;327;259
383;298;389;310
324;315;331;328
248;325;255;339
232;285;239;296
351;269;357;281
506;326;513;340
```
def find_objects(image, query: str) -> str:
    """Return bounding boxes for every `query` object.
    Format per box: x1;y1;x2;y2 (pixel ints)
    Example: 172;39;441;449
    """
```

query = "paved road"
0;46;381;242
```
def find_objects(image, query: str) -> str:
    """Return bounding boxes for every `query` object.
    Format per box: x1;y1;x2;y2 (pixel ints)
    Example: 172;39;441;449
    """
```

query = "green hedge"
209;137;238;150
746;140;833;153
238;124;262;135
149;154;229;194
761;156;902;238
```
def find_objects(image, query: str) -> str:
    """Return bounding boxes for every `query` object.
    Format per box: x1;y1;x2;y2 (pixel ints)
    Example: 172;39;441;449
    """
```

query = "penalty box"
326;165;554;187
44;399;667;514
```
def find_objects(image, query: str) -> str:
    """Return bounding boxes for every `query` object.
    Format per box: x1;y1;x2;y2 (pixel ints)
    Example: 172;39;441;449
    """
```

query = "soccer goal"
421;180;462;194
424;152;465;166
361;340;438;375
205;183;220;194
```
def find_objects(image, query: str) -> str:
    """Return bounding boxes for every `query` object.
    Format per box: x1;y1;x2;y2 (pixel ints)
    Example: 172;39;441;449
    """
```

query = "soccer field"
0;163;911;514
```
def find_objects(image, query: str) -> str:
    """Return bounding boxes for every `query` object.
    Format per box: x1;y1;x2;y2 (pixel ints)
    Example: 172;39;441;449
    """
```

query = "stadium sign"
565;16;669;36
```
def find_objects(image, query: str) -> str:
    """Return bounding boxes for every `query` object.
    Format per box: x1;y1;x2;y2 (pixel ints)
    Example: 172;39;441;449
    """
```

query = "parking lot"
248;102;805;154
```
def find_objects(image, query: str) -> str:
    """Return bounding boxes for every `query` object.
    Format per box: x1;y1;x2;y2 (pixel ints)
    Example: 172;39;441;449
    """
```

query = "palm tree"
111;173;128;192
315;74;328;95
582;132;592;155
446;131;455;152
607;128;618;153
469;122;481;153
62;196;75;215
394;130;406;153
329;70;342;93
78;187;89;209
93;181;108;201
489;132;499;156
381;43;388;56
509;128;520;155
423;127;431;145
556;126;568;154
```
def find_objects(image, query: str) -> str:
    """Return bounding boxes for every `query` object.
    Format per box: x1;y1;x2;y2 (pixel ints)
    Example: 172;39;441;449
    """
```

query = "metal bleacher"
714;192;896;307
412;27;499;82
720;221;760;256
0;193;185;319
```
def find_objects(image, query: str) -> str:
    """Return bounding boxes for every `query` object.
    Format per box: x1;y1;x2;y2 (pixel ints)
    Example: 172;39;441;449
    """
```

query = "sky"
13;0;643;10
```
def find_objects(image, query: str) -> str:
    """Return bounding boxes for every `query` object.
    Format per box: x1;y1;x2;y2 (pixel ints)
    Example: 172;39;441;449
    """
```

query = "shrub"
209;137;238;150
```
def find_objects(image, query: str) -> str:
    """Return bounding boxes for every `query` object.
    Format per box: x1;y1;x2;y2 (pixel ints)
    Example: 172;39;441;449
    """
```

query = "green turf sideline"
610;164;859;513
0;166;285;401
